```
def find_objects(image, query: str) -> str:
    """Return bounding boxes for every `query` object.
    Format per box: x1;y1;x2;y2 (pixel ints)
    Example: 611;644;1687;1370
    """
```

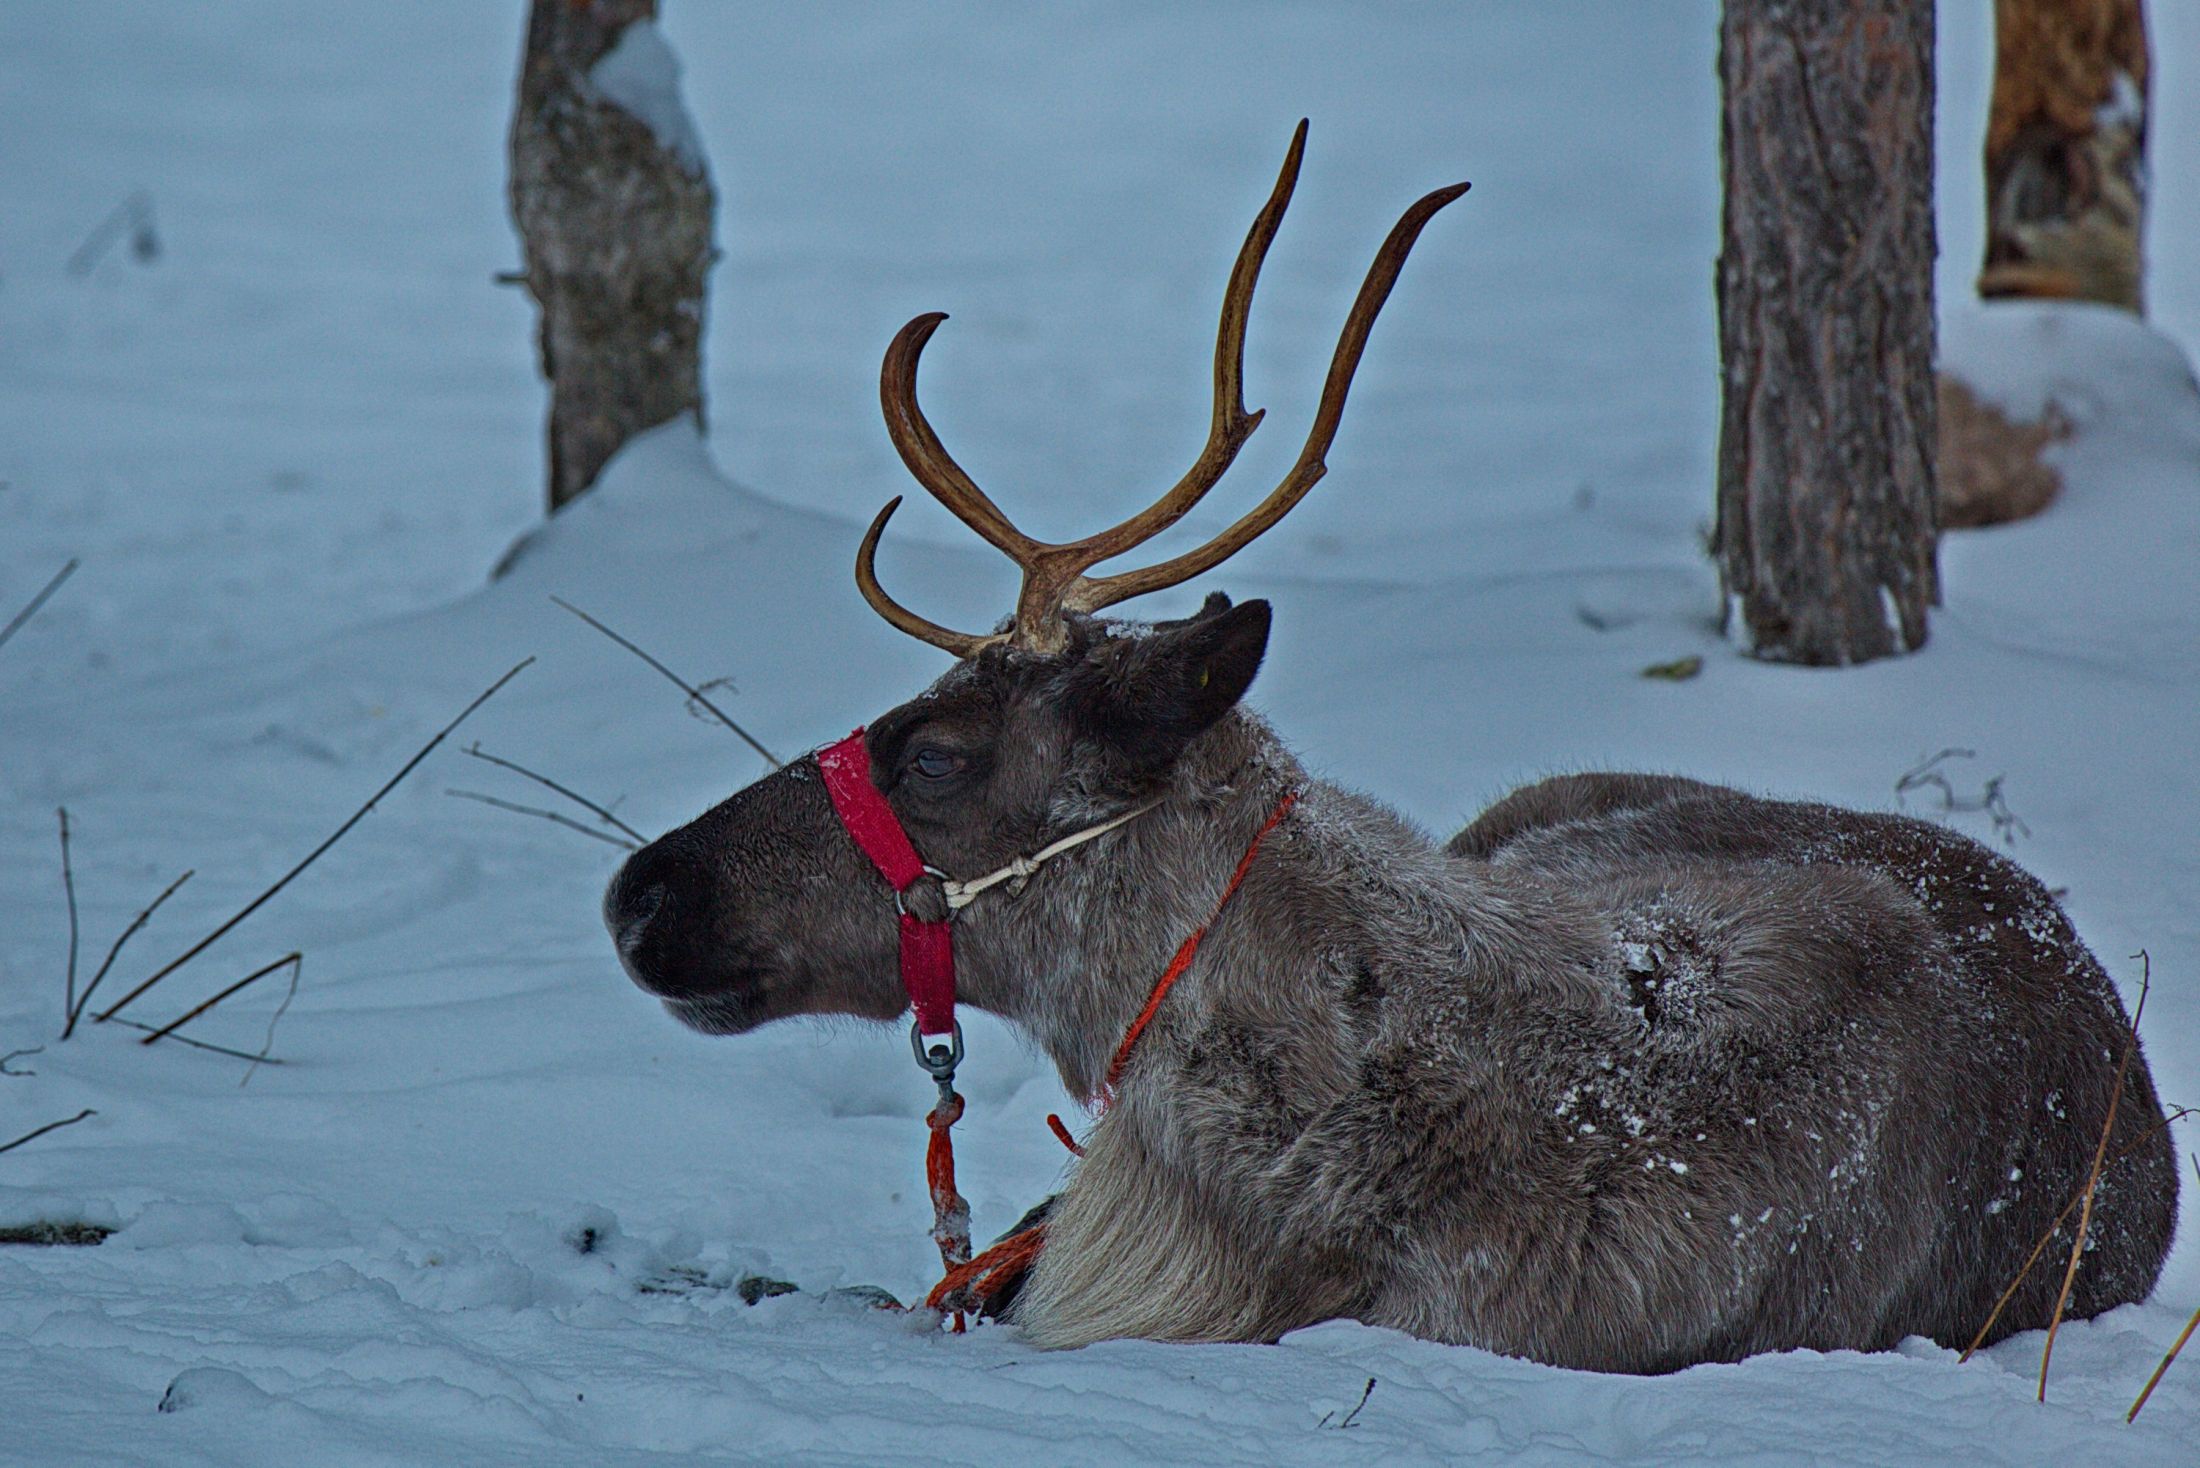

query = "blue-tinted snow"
2;3;2197;1463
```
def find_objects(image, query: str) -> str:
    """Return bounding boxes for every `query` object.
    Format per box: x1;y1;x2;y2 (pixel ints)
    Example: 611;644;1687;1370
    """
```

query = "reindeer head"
606;123;1465;1037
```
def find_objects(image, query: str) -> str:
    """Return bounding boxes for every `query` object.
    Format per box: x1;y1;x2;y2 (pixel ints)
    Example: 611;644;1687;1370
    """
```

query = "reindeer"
606;125;2177;1371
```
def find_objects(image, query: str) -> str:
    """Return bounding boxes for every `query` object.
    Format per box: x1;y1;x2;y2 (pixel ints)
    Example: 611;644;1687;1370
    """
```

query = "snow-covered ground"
3;4;2198;1464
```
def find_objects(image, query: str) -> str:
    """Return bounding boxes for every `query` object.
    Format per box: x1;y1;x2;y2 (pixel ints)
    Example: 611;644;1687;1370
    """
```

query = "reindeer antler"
858;121;1468;656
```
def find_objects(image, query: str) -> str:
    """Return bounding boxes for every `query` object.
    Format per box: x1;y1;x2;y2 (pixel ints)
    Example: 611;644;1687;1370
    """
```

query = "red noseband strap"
819;724;1302;1328
816;729;956;1039
818;727;972;1323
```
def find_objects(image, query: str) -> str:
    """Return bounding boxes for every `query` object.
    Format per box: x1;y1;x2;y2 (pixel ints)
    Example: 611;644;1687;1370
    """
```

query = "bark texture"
510;0;715;514
1715;0;1939;666
1980;0;2148;311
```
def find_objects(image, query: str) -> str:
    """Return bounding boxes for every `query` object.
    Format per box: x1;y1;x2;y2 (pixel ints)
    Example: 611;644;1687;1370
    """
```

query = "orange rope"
928;1222;1049;1316
1104;790;1297;1097
924;1090;971;1332
923;788;1297;1326
1045;1112;1087;1157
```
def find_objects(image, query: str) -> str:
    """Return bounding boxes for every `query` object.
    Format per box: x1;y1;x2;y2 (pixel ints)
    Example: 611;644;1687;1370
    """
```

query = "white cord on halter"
939;799;1164;911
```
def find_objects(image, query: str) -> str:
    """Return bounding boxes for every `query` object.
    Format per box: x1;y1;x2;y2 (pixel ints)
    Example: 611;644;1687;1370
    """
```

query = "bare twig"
64;868;194;1038
0;559;80;655
138;952;302;1048
461;743;644;842
0;1047;42;1077
65;191;158;275
1317;1378;1377;1430
57;809;79;1025
240;958;304;1088
106;1016;282;1065
551;596;781;769
0;1109;96;1158
1895;747;1974;809
2128;1155;2200;1421
1960;1102;2193;1362
95;658;534;1023
447;788;638;849
1895;748;2028;844
1978;776;2032;843
2037;953;2149;1401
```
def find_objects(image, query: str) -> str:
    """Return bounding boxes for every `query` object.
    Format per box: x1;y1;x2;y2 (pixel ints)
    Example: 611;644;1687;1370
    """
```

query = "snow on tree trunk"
509;0;715;514
1714;0;1939;666
1978;0;2148;313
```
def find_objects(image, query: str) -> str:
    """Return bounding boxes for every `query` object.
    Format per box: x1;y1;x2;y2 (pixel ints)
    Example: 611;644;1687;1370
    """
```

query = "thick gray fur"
606;605;2177;1371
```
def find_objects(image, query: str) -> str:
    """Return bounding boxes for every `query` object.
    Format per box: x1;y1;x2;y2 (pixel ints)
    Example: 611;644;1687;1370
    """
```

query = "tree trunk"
1978;0;2148;312
509;0;715;514
1714;0;1938;666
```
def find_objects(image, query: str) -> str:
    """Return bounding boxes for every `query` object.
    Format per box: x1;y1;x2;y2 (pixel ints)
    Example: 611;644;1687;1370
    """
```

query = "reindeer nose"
609;878;665;952
604;847;674;979
605;836;754;1005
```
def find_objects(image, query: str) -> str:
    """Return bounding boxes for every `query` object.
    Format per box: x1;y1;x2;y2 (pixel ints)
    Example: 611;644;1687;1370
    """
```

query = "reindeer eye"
909;747;964;781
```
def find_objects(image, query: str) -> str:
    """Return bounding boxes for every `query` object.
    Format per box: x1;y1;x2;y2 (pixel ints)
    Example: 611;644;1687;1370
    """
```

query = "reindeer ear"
1150;590;1233;631
1075;599;1271;772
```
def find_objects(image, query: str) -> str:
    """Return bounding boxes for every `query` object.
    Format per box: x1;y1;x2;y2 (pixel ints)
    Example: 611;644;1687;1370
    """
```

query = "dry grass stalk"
65;193;158;277
239;957;304;1086
1960;1099;2192;1364
93;658;534;1024
106;1016;282;1065
462;742;644;844
1317;1377;1378;1430
0;558;79;655
56;809;79;1025
447;788;639;848
1894;748;2031;845
2127;1156;2200;1421
2035;954;2148;1401
550;596;781;769
63;868;195;1039
0;1109;96;1158
138;952;302;1048
447;788;637;849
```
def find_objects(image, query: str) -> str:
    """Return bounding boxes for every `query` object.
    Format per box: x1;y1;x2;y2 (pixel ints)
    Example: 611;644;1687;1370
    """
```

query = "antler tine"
1062;119;1308;568
1069;176;1471;615
880;312;1042;561
855;497;1003;658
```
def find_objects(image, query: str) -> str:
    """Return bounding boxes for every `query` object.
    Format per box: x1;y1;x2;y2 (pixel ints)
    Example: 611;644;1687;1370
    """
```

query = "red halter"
816;729;956;1041
816;725;1297;1325
816;729;972;1319
924;784;1297;1319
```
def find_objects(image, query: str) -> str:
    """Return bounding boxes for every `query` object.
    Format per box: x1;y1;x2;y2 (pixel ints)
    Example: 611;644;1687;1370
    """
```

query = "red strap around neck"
927;788;1299;1322
817;729;956;1038
1102;789;1297;1100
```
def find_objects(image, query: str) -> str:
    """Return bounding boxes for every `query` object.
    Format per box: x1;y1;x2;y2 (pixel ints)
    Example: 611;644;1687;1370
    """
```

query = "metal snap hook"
910;1019;965;1106
910;1018;964;1079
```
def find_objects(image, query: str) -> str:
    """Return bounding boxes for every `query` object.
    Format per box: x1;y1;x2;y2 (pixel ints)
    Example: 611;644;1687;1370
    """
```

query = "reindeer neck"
960;714;1309;1100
